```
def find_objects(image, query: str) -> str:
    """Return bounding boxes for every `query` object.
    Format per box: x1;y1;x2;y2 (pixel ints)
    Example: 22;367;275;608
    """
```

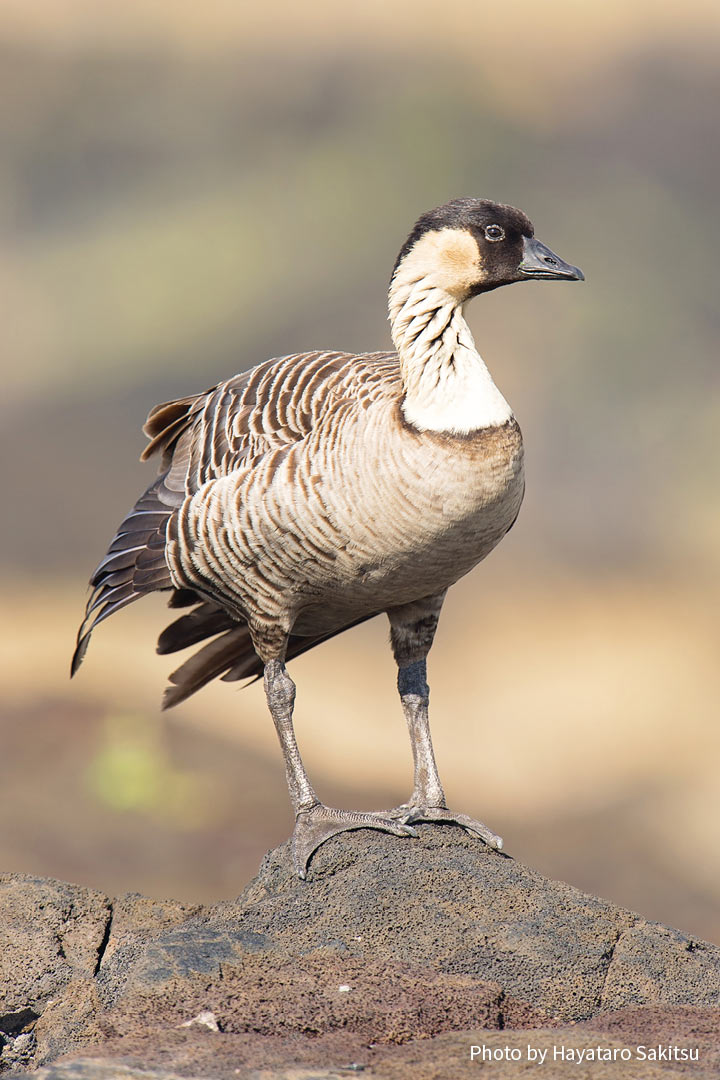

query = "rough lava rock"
2;827;720;1078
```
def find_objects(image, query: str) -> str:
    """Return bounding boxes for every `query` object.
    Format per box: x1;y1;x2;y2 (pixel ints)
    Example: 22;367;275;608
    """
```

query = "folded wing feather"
72;351;395;705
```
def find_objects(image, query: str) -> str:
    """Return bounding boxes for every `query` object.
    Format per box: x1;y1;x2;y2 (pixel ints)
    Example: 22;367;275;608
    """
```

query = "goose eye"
484;224;505;242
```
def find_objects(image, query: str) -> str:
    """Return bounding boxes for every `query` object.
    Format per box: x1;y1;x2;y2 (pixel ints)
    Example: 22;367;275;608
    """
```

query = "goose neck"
387;275;513;435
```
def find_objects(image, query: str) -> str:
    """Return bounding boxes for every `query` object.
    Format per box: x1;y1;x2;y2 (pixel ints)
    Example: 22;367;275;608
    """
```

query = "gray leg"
264;659;318;813
263;659;416;879
398;659;446;807
388;596;503;850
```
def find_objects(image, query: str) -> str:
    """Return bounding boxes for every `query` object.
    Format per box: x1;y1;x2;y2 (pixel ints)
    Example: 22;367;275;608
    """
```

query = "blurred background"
1;1;718;941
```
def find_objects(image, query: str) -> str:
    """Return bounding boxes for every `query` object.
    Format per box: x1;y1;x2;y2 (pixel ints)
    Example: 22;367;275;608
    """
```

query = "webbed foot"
390;804;503;850
292;804;418;879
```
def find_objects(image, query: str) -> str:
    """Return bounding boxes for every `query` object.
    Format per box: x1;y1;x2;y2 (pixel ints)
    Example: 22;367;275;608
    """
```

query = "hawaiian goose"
73;198;583;877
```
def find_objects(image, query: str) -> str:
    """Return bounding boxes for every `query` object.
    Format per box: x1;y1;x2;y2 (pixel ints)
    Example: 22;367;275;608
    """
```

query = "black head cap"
392;198;582;294
393;199;533;277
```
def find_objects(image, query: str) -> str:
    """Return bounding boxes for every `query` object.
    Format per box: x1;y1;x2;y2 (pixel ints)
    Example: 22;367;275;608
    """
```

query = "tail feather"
169;588;201;608
163;626;251;709
71;476;178;676
156;597;378;708
73;387;205;678
157;602;236;654
220;652;265;683
141;393;202;463
71;590;142;676
93;548;146;577
86;581;137;618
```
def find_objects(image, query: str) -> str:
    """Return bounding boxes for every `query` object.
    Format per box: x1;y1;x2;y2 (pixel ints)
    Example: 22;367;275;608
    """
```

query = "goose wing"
143;348;397;484
72;350;398;691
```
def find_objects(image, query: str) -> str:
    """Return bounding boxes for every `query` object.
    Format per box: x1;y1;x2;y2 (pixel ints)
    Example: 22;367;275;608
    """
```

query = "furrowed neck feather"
388;269;513;435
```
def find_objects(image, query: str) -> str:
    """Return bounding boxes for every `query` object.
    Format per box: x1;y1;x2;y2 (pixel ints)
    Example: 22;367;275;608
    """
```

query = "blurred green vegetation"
85;712;217;827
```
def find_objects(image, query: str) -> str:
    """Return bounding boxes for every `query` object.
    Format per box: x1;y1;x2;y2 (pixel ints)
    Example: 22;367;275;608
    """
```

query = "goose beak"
519;236;584;281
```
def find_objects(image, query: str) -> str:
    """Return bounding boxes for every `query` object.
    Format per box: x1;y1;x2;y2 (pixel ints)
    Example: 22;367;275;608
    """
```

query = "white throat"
389;264;513;436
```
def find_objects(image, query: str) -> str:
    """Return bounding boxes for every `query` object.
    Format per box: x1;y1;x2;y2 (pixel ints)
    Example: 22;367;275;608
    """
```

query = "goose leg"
387;599;503;850
263;658;416;879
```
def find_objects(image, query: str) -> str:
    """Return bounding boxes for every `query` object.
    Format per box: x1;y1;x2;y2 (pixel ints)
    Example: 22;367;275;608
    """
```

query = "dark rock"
600;922;720;1009
32;1066;196;1080
0;1011;39;1038
0;875;111;1015
208;827;720;1019
2;827;720;1077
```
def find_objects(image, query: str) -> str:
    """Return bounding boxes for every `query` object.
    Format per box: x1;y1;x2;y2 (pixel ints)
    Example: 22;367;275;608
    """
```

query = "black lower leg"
397;659;445;807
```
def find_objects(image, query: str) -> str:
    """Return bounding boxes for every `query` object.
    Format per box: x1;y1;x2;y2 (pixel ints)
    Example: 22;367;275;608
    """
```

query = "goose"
72;198;583;878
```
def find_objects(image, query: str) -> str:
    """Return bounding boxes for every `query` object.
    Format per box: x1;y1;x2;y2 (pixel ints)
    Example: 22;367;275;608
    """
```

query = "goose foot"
390;804;503;850
292;804;418;879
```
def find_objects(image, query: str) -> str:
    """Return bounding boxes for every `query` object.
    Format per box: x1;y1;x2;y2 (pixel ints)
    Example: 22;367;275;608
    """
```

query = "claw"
396;805;503;850
292;804;418;878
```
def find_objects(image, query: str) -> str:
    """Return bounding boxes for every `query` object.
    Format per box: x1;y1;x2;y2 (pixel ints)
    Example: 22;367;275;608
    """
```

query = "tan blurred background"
1;1;718;941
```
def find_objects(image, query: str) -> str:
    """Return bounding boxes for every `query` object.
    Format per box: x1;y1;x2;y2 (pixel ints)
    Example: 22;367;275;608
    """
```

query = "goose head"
391;197;584;301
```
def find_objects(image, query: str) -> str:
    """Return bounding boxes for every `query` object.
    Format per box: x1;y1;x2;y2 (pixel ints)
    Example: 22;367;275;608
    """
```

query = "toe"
291;805;417;878
401;806;503;849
